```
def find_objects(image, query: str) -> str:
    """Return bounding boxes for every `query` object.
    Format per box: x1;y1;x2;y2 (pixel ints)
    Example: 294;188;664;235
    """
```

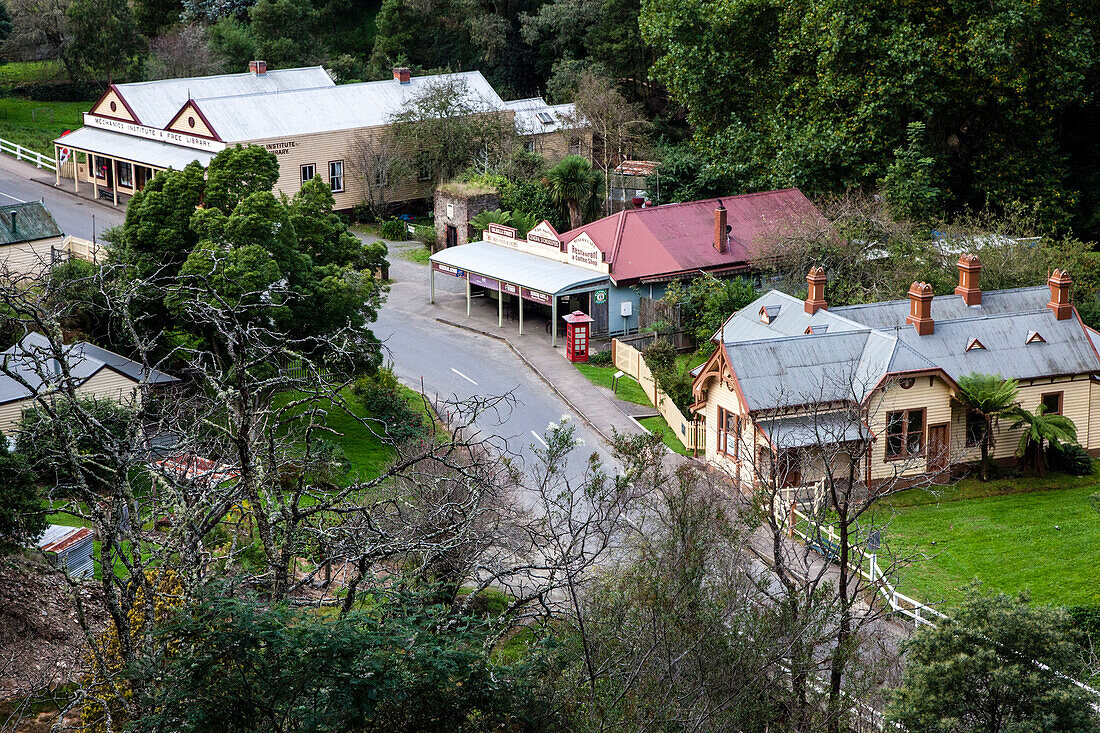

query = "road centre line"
450;367;478;385
530;431;549;448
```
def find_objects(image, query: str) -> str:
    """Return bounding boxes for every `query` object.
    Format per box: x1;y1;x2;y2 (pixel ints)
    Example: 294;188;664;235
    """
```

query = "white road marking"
450;367;478;385
0;191;26;203
530;431;549;448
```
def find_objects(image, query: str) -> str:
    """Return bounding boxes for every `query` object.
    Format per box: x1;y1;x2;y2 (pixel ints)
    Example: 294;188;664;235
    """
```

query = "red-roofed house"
428;189;825;339
560;189;824;288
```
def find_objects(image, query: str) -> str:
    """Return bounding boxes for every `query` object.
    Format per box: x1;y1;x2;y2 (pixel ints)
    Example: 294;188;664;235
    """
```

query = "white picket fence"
0;137;56;172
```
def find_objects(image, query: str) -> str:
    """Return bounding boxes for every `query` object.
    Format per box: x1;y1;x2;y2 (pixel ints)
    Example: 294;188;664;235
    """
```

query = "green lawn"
638;415;690;456
0;60;69;86
0;97;88;153
875;473;1100;607
574;362;652;406
273;387;396;481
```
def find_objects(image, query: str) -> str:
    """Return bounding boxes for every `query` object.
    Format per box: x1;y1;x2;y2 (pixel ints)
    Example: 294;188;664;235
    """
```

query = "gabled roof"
0;202;63;245
830;286;1051;329
188;71;506;142
505;97;578;135
559;190;827;285
706;283;1100;414
109;66;334;128
0;332;177;406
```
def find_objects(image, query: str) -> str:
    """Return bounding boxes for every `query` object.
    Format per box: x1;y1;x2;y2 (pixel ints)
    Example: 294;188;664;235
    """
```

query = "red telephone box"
562;310;595;363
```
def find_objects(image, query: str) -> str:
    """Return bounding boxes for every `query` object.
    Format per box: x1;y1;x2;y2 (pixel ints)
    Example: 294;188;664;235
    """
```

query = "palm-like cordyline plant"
1011;404;1078;476
955;373;1020;481
545;155;601;229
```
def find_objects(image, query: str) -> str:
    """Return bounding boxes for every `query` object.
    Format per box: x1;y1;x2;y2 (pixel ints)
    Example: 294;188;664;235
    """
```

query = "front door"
927;424;949;474
445;224;458;248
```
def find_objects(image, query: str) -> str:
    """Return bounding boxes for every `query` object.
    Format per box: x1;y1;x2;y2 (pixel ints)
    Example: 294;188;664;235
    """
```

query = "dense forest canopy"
3;0;1100;235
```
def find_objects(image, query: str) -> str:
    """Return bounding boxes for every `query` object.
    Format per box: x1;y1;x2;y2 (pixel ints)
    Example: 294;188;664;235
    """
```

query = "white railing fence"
772;494;948;628
0;137;56;172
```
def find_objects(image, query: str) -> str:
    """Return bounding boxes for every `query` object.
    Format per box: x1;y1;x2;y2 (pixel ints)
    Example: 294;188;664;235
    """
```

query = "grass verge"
574;363;652;406
638;415;691;456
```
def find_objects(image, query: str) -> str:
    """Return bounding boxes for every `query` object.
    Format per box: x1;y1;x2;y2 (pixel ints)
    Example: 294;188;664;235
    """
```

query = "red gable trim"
164;99;223;142
89;84;143;125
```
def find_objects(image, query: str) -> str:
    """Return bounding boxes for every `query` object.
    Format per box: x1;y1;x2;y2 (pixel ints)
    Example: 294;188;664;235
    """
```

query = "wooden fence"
61;235;105;264
0;137;56;171
618;329;693;352
612;338;705;453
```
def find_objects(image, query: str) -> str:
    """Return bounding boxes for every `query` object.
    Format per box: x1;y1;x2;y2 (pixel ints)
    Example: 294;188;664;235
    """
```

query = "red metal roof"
38;526;93;554
560;189;826;284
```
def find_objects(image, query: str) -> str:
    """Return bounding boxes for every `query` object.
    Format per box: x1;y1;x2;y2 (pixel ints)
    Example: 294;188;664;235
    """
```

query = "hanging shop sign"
432;262;460;276
593;289;607;304
521;288;552;305
468;272;500;290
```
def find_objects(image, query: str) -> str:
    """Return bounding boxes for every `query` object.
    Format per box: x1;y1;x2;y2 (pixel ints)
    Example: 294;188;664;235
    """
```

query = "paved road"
374;244;616;479
0;155;123;240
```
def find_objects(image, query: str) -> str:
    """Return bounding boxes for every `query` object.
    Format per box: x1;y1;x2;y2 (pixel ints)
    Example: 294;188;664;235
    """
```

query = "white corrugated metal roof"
114;66;334;128
430;241;608;295
194;71;507;142
505;97;578;135
57;126;215;170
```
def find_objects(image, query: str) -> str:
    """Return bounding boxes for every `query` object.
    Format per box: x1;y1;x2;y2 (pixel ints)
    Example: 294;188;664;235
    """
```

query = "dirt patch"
0;555;106;701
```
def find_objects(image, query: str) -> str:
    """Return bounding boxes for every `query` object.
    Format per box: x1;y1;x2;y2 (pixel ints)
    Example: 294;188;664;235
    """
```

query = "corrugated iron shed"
35;525;94;579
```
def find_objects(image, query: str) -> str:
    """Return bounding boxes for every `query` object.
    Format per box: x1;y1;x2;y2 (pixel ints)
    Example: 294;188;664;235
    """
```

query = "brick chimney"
805;266;827;314
249;60;267;76
713;202;727;253
393;67;412;84
954;254;982;306
1047;269;1073;320
906;281;934;335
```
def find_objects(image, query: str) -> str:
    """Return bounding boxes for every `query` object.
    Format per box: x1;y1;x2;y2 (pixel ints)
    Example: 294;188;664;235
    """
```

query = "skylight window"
536;111;554;125
965;337;986;352
759;305;780;324
804;324;829;334
1026;331;1045;345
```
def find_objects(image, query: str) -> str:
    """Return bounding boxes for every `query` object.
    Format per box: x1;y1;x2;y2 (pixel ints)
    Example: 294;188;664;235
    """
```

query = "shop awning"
430;241;608;296
55;127;216;170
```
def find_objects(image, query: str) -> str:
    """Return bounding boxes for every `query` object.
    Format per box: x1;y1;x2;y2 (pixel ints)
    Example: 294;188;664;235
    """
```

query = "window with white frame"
569;137;582;156
300;164;316;185
328;160;344;192
117;161;133;188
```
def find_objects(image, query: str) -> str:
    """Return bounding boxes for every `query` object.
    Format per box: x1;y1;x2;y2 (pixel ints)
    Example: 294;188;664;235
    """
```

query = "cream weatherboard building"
53;63;584;210
691;257;1100;488
0;333;177;434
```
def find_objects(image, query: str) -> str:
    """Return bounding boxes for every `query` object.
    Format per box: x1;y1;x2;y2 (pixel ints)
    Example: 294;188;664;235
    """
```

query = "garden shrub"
1054;443;1093;475
588;349;612;366
353;367;426;444
378;218;408;241
643;339;693;412
414;224;436;249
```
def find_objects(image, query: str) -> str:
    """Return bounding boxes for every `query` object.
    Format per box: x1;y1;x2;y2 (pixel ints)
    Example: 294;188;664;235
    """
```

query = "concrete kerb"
435;317;614;444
